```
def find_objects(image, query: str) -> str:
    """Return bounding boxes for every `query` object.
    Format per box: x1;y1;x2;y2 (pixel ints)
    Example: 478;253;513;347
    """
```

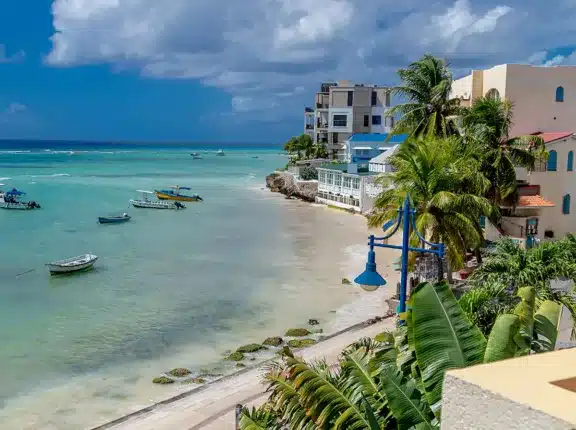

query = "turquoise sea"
0;141;372;429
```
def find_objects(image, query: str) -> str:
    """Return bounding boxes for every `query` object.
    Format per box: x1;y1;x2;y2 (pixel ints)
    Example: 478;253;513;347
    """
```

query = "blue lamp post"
354;196;445;321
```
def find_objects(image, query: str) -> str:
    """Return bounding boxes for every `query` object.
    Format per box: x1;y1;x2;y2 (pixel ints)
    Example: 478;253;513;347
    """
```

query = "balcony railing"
316;103;329;109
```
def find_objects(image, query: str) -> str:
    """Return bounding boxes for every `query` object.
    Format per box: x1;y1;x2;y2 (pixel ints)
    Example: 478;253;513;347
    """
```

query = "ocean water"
0;141;372;429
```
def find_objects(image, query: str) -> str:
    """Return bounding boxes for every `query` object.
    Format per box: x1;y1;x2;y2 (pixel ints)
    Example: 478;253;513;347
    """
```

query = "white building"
343;133;407;164
315;145;400;213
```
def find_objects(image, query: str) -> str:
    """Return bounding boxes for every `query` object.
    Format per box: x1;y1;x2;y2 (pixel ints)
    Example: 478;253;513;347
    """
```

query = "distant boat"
47;254;98;275
216;149;225;156
191;152;203;159
155;186;203;202
98;213;131;224
0;188;41;210
130;190;186;209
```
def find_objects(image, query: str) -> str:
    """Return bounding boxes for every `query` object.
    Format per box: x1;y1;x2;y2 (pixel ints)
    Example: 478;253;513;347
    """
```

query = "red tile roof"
518;195;556;208
531;132;573;143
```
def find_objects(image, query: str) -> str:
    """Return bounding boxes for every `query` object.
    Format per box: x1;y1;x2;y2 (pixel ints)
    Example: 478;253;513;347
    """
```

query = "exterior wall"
527;136;576;239
328;108;353;133
316;167;364;211
361;176;383;212
330;89;351;108
505;64;576;136
481;64;508;100
442;349;576;430
352;106;372;133
450;74;473;101
370;106;392;134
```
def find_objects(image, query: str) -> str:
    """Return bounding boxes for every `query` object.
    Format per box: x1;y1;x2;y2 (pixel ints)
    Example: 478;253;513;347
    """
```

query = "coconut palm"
284;134;327;162
389;54;463;139
239;282;562;429
368;137;491;269
461;96;546;205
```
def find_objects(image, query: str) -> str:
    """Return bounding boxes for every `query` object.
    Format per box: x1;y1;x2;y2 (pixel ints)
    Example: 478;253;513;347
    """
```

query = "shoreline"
93;314;396;430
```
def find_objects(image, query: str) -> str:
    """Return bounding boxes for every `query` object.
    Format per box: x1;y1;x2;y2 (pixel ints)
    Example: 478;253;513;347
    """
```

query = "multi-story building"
452;64;576;242
450;64;576;137
304;81;395;159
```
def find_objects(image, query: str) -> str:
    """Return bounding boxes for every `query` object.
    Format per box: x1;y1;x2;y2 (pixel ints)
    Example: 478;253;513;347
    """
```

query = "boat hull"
47;255;98;275
155;191;202;202
0;203;33;210
98;216;131;224
129;199;184;209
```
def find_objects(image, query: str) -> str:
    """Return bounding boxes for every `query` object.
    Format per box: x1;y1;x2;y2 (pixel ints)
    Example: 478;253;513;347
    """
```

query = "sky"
0;0;574;143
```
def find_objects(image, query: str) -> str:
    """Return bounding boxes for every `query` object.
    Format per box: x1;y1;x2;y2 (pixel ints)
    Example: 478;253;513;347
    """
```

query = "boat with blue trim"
98;213;131;224
155;186;203;202
0;187;41;210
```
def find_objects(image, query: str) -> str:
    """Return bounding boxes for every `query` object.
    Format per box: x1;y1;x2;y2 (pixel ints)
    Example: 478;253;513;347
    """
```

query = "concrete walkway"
96;318;395;430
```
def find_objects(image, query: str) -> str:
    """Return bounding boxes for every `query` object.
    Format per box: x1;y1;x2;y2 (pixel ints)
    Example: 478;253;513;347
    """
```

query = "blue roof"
348;133;408;143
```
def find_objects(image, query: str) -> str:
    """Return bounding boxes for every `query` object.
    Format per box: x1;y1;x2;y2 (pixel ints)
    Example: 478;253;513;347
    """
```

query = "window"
548;150;558;171
363;115;369;127
371;91;377;106
385;91;391;107
332;132;338;143
318;170;326;183
334;172;342;186
372;115;382;125
486;88;500;100
327;172;334;185
563;194;571;215
556;86;564;102
347;91;353;107
343;175;352;189
333;115;347;127
568;151;574;171
352;177;360;190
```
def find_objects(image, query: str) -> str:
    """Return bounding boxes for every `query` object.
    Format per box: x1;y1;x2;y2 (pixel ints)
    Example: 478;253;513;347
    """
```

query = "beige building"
304;81;395;159
452;64;576;241
450;64;576;137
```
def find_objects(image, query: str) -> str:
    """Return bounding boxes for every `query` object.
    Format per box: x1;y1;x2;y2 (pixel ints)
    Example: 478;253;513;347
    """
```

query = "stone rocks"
237;343;267;353
265;172;317;202
287;338;316;348
226;351;245;361
168;368;192;377
236;363;246;368
308;319;319;325
285;328;311;337
341;278;352;285
152;376;175;384
262;336;284;347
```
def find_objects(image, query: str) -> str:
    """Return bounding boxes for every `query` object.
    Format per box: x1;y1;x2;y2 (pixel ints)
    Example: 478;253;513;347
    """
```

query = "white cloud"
46;0;576;117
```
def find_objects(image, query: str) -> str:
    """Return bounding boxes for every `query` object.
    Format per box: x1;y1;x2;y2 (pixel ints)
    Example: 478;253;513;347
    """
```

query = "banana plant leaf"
484;314;521;363
533;300;563;352
410;281;486;408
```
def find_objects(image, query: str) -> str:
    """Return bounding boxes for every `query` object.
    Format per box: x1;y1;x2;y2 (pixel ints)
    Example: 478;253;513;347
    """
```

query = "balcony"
316;121;329;129
305;124;314;130
316;103;329;109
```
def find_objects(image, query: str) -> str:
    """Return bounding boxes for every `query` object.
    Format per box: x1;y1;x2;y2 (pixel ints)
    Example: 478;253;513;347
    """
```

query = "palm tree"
389;54;463;139
284;134;325;162
239;282;562;429
461;96;546;206
462;236;576;337
369;137;491;269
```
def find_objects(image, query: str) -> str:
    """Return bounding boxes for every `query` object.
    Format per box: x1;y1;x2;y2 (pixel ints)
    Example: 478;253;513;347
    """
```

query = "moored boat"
191;152;203;159
98;213;131;224
216;149;225;156
155;186;203;202
0;188;41;210
130;190;185;209
47;254;98;275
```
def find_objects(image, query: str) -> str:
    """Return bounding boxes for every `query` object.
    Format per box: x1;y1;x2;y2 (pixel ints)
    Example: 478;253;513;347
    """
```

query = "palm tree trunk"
475;247;483;265
437;254;444;281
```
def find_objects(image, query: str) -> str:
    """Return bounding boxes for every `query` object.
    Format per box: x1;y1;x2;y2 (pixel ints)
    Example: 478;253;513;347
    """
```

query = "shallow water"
0;143;372;429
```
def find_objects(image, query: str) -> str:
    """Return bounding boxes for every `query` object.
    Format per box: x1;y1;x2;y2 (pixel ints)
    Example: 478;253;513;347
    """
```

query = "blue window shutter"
568;151;574;171
556;86;565;102
563;194;571;215
548;150;558;171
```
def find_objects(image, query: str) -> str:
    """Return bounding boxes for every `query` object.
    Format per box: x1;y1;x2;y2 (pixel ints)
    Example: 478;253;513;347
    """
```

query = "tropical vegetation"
460;236;576;337
284;134;328;162
239;281;562;429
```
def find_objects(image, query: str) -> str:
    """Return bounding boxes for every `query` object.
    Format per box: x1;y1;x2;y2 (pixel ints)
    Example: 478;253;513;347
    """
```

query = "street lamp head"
354;248;387;292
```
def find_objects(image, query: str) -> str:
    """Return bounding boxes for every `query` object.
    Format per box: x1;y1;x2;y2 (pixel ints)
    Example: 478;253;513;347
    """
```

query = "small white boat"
47;254;98;274
129;190;185;209
191;152;203;159
216;149;225;156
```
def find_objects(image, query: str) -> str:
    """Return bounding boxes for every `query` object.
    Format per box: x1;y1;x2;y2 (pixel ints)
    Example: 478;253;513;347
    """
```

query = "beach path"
101;318;395;430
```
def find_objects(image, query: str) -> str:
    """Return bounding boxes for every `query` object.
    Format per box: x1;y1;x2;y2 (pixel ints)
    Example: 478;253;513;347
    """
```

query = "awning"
518;195;556;208
352;146;372;150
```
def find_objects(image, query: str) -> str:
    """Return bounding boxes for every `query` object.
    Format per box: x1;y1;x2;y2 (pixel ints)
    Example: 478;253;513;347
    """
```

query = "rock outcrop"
266;172;317;202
